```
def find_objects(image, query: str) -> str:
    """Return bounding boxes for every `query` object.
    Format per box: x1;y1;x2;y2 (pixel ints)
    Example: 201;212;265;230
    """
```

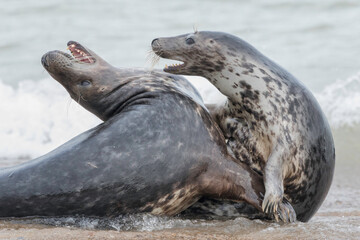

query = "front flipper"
262;140;296;222
199;155;265;213
278;198;296;222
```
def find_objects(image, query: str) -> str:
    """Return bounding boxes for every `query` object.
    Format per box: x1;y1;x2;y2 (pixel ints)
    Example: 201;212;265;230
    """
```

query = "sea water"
0;0;359;239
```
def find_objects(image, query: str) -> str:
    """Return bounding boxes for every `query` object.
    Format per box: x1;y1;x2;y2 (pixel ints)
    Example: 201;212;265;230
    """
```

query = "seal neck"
204;57;300;140
90;69;200;121
205;56;298;112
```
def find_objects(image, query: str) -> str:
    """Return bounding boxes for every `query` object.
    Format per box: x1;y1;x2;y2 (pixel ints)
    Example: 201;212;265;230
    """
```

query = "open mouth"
151;40;186;72
67;41;96;64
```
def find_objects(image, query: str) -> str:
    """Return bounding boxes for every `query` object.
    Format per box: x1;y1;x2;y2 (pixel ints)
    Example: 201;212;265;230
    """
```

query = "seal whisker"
80;95;87;102
75;89;81;103
146;49;161;70
193;24;198;34
66;97;72;118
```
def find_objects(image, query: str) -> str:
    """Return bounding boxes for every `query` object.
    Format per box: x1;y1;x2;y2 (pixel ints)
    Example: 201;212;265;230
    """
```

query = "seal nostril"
41;55;49;68
151;38;159;46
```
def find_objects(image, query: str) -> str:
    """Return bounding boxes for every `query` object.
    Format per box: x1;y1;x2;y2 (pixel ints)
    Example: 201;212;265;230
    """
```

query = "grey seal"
152;31;335;222
0;41;265;218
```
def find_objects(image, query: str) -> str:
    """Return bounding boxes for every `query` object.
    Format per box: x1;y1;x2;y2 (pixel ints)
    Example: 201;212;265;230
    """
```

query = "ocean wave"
315;71;360;128
0;78;100;160
0;73;359;159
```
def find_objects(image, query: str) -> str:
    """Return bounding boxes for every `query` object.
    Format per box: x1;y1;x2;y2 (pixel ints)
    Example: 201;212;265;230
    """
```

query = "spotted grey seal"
0;41;265;218
152;31;335;222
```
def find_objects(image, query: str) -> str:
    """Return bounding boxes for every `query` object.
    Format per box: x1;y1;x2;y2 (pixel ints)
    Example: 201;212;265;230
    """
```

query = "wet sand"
0;213;359;240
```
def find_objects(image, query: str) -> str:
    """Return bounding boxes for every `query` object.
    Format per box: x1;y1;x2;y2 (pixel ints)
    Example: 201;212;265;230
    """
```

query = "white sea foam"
315;71;360;128
0;72;359;159
0;78;100;160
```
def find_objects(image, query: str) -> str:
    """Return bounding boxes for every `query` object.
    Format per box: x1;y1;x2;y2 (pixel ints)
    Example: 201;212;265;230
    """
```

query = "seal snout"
41;50;63;68
41;54;49;68
151;38;159;46
151;38;187;73
151;38;162;55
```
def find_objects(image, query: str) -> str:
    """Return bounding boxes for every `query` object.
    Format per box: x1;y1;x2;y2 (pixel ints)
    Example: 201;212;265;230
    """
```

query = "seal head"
42;41;125;121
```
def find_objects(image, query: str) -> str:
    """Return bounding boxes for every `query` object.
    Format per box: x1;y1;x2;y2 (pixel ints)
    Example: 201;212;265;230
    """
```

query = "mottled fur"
152;31;335;222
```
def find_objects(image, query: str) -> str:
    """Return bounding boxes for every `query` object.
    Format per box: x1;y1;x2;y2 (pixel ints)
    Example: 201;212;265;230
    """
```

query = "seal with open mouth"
152;31;335;222
0;41;266;219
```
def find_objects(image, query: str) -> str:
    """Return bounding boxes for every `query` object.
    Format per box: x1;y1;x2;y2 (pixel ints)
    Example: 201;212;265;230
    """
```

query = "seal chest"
152;31;335;222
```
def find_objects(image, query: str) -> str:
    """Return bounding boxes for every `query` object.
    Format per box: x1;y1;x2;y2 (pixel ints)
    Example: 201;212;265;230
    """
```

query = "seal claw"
262;200;269;213
262;191;280;214
277;199;296;223
262;192;296;223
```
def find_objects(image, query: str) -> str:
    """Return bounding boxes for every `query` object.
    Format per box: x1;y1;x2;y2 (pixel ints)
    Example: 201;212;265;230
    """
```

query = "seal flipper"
198;155;265;212
182;198;268;220
206;103;296;222
262;140;297;222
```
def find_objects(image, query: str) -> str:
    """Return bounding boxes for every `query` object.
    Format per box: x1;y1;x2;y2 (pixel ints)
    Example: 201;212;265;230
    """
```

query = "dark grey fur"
152;31;335;222
0;41;266;218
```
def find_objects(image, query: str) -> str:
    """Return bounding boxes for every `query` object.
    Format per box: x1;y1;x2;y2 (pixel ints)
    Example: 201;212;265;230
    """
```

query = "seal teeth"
66;43;95;64
164;62;184;70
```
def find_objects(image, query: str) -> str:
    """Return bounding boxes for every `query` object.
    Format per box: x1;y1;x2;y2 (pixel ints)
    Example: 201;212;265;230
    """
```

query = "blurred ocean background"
0;0;359;239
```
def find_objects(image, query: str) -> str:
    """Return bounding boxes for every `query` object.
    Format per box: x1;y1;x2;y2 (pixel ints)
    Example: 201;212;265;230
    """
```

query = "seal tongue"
67;41;96;64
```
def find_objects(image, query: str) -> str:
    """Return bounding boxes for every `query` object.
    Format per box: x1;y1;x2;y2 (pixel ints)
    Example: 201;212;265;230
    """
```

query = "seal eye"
80;80;91;86
185;37;195;45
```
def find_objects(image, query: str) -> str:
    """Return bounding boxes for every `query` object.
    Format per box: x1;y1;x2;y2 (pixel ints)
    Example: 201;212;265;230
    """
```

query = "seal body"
152;31;335;222
0;41;266;218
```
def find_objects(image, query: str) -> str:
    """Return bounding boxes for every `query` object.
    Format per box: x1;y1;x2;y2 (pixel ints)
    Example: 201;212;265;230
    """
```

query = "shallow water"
1;0;360;239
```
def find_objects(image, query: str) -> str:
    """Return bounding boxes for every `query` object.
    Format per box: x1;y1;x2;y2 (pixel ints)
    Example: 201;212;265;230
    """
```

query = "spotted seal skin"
0;41;265;218
152;31;335;222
